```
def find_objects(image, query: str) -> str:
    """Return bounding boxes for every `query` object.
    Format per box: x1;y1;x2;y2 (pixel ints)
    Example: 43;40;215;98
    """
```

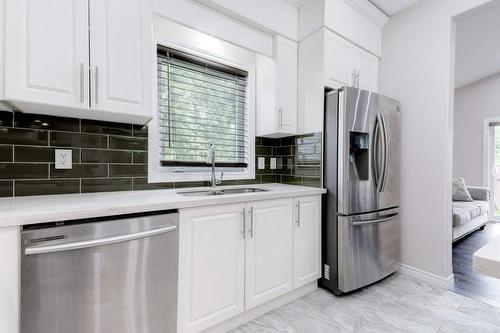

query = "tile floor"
232;273;500;332
452;222;500;308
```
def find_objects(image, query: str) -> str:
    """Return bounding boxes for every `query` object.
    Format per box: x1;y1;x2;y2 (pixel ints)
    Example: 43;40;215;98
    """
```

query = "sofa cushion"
452;178;473;201
452;200;489;227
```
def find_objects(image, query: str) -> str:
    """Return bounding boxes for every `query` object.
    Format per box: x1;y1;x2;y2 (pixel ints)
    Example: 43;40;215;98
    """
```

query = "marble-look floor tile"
288;314;347;333
234;274;500;333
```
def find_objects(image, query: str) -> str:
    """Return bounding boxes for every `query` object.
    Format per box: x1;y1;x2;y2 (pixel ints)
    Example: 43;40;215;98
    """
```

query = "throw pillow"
452;178;473;202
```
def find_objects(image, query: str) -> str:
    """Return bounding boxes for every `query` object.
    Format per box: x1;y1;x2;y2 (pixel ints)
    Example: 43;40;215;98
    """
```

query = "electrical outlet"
258;157;265;169
270;158;276;170
55;149;72;170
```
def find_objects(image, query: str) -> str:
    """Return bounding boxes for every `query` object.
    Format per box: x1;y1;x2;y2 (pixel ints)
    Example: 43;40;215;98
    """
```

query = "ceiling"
283;0;309;7
285;0;419;16
367;0;420;16
455;5;500;89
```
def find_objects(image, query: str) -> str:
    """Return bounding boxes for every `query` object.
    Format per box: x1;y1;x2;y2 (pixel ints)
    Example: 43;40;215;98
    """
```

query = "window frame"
148;38;256;183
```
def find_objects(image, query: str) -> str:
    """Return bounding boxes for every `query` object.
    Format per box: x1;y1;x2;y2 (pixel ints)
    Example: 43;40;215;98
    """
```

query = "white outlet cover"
270;158;276;169
258;157;265;169
55;149;72;170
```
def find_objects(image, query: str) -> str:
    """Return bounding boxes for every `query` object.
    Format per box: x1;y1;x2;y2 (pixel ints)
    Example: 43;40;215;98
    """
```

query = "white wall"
378;0;493;280
455;5;500;89
453;73;500;185
195;0;298;41
153;0;274;57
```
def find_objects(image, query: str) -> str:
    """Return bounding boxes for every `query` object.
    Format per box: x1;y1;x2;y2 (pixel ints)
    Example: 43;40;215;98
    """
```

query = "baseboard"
398;263;454;289
204;282;317;333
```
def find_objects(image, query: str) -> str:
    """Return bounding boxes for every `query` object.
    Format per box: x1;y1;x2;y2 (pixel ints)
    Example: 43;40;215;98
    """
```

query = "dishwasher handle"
25;224;177;256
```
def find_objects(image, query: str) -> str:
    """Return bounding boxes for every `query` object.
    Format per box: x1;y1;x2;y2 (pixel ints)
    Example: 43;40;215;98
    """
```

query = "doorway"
486;122;500;222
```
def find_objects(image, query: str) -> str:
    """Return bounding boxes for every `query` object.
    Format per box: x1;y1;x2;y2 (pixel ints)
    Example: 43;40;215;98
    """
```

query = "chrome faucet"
207;144;223;189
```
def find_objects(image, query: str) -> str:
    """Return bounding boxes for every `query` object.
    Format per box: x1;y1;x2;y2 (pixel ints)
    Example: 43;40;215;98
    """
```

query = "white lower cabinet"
178;195;321;333
245;199;293;309
293;196;322;288
178;204;246;333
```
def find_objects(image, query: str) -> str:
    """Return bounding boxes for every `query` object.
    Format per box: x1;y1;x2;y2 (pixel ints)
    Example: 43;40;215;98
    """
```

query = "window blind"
157;47;249;169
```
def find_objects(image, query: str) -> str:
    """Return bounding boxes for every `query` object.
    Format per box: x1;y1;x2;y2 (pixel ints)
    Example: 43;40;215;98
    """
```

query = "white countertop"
0;183;325;227
473;234;500;279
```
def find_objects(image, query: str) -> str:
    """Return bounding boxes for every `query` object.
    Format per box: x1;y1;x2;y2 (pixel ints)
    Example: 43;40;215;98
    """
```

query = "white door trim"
482;117;500;221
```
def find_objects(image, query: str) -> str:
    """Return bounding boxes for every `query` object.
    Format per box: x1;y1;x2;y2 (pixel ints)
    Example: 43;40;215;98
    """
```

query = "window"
156;47;250;174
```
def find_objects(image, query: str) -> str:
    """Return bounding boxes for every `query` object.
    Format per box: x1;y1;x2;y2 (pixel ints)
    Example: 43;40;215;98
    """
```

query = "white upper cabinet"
323;30;378;92
5;0;89;109
355;49;379;92
89;0;151;117
256;34;297;138
275;35;297;135
324;30;354;89
293;195;321;288
245;199;293;309
3;0;152;124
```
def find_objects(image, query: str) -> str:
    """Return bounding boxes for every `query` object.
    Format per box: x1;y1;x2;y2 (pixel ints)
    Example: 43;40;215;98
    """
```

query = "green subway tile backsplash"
14;146;80;163
14;113;80;132
0;146;13;162
0;163;48;179
15;179;80;196
0;110;322;197
0;181;13;196
51;132;107;148
81;178;133;193
81;149;132;163
0;128;48;145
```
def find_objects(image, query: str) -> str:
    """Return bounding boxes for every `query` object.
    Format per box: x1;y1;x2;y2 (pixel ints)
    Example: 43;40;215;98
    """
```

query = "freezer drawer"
21;211;179;333
337;208;400;293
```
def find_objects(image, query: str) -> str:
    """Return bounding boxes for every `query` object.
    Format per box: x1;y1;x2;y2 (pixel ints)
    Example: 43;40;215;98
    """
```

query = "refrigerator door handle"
373;114;382;191
351;213;398;226
379;113;389;192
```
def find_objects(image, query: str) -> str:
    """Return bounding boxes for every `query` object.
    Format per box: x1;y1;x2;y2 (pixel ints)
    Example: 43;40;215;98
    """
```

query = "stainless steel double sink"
178;187;268;197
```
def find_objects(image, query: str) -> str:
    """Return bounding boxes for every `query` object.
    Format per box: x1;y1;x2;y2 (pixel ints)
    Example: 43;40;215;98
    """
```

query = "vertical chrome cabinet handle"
249;206;254;238
295;200;300;228
351;70;356;87
356;70;360;88
95;66;100;105
80;63;85;103
241;208;246;239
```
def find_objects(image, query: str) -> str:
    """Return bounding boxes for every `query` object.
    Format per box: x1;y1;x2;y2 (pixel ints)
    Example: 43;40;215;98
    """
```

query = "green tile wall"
0;110;322;197
255;133;322;188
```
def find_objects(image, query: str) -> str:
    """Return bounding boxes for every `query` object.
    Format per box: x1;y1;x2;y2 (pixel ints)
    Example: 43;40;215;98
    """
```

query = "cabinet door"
255;54;277;137
4;0;89;108
275;35;297;135
89;0;152;117
178;204;246;333
293;195;322;288
324;30;355;89
355;49;379;92
245;199;293;309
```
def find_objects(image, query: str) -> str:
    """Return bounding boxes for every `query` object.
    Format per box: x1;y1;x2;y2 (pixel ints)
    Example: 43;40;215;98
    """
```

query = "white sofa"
452;186;490;242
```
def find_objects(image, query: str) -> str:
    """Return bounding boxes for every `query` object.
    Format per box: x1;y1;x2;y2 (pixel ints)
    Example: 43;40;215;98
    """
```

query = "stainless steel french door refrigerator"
321;87;401;295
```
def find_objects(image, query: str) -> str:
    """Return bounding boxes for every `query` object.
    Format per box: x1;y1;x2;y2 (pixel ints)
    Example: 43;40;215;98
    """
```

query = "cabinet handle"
356;70;360;88
249;206;254;238
95;66;100;105
241;208;246;239
352;70;356;87
80;63;85;103
296;201;301;227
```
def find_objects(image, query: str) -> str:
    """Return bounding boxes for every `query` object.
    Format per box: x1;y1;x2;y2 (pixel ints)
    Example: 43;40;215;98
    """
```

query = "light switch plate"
270;158;276;169
55;149;72;169
258;157;265;169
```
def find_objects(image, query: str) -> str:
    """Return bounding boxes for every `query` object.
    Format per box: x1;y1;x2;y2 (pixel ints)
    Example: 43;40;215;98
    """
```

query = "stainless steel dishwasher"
21;210;179;333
